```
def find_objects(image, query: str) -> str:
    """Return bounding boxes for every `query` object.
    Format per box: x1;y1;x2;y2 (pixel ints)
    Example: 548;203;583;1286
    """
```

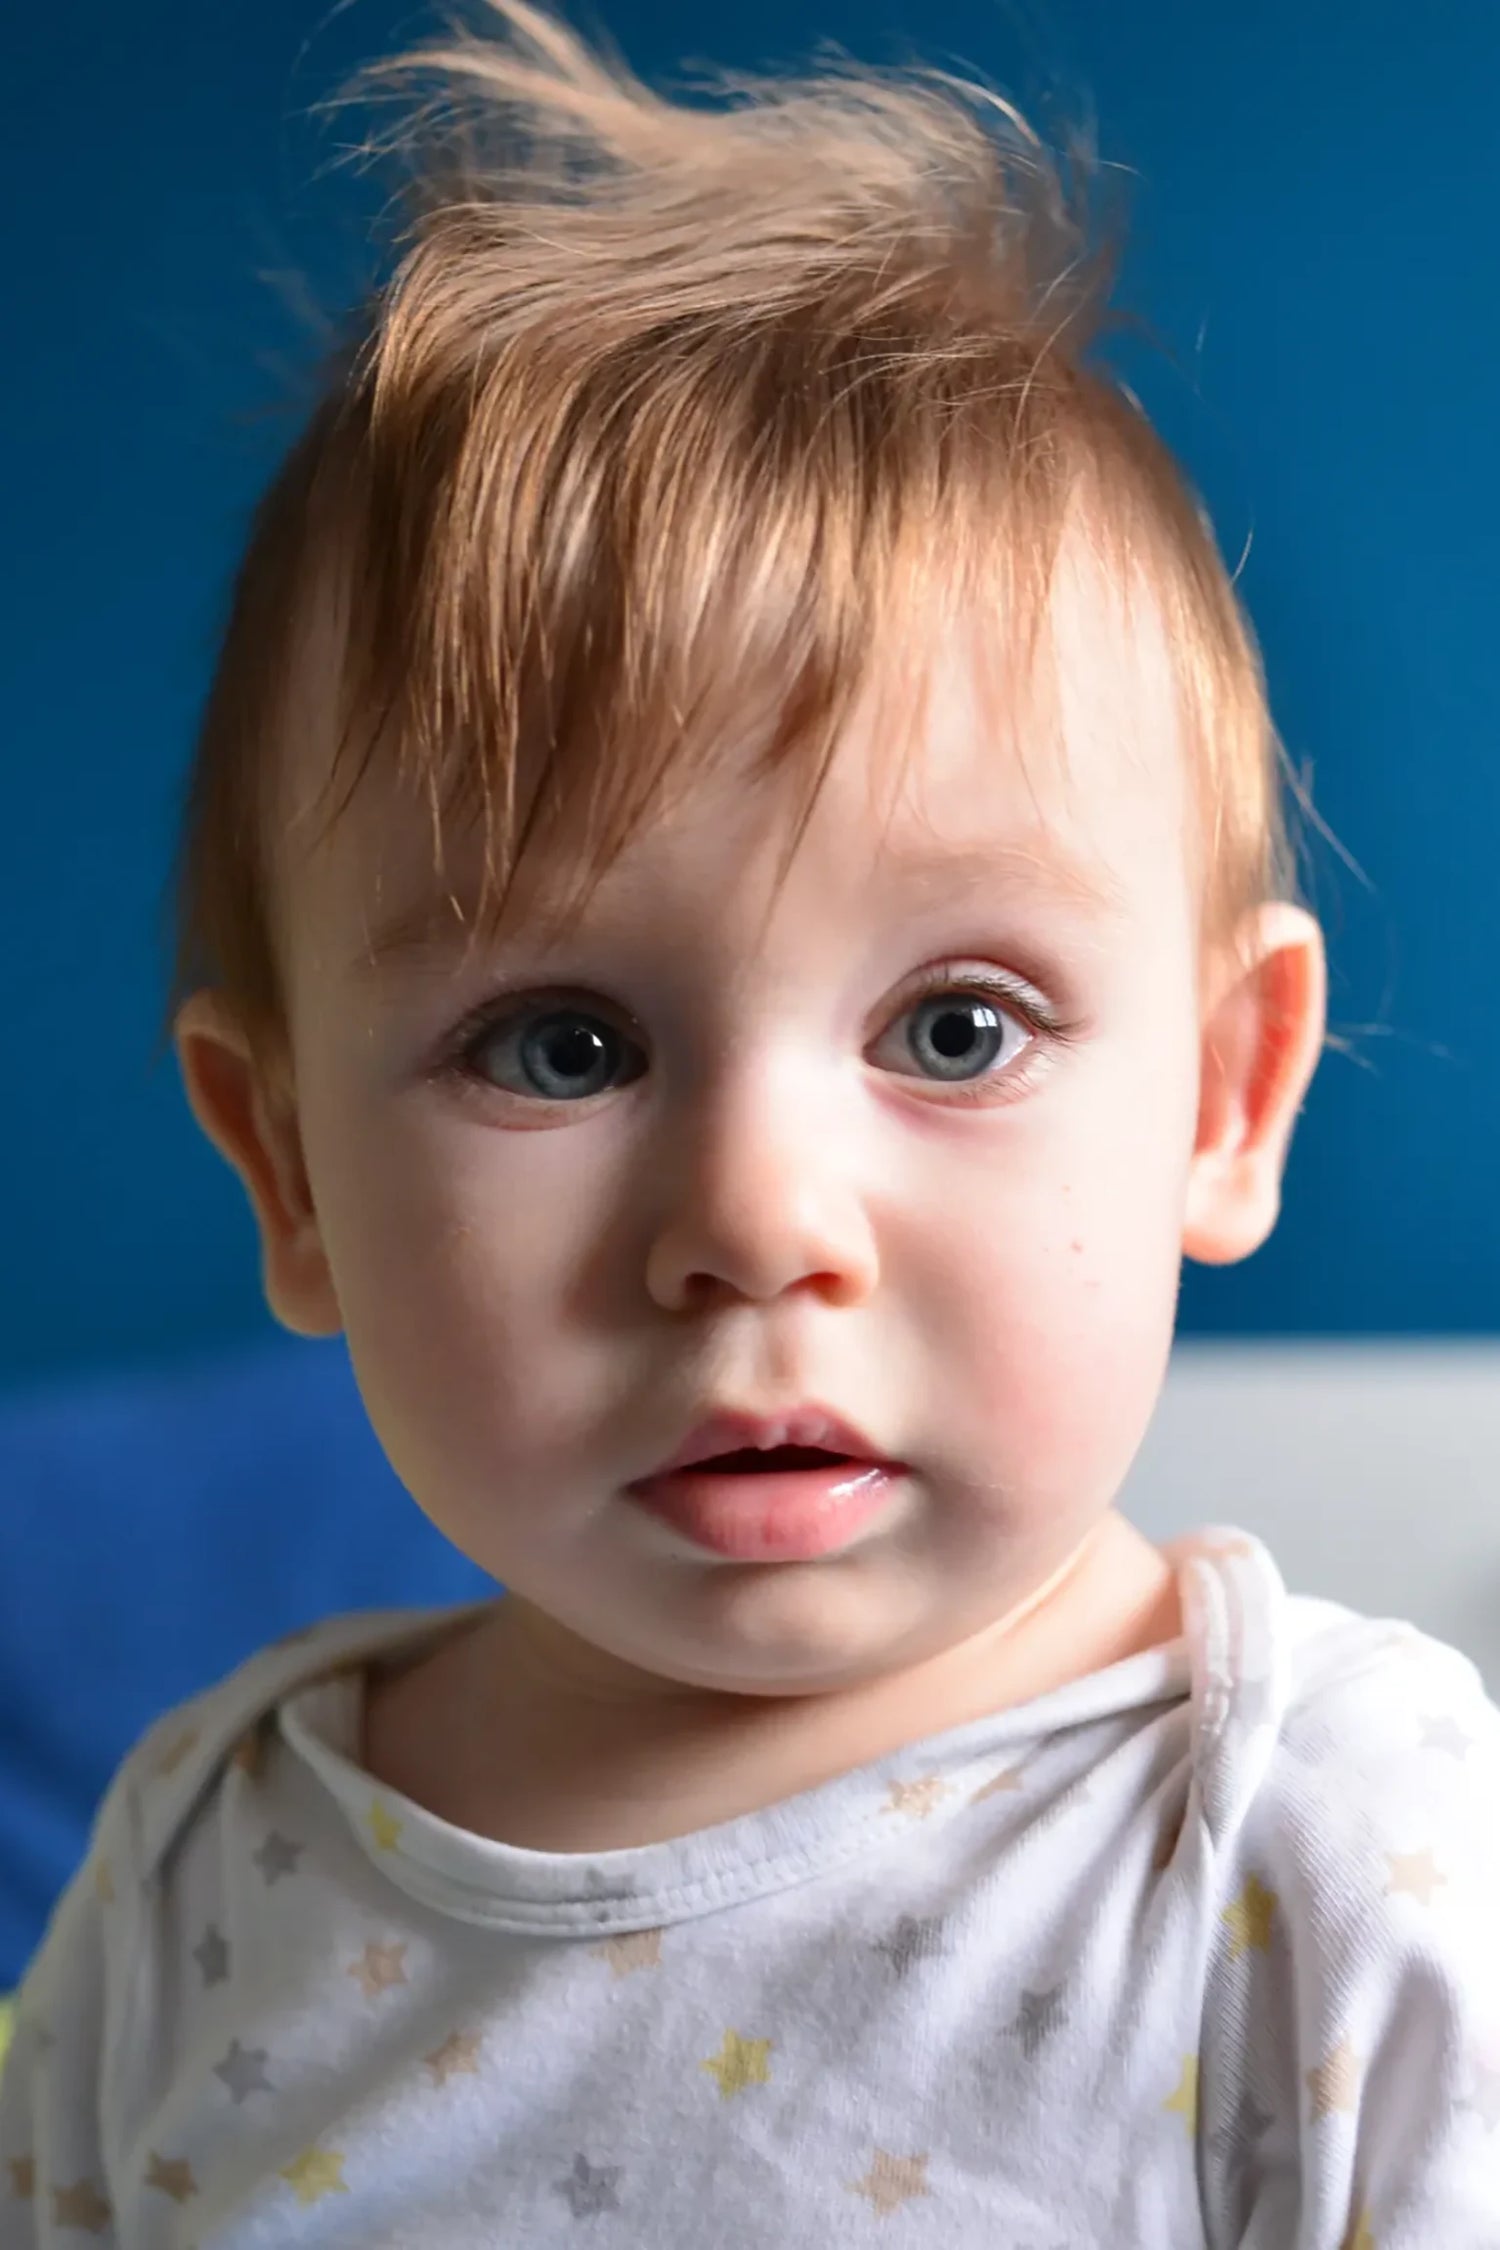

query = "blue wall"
3;0;1496;1385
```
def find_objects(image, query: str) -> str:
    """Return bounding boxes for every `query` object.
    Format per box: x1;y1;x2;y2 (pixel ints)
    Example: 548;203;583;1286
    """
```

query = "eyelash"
433;964;1077;1107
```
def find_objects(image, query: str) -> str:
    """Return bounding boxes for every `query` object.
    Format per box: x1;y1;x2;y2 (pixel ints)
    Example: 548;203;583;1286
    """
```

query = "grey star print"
1007;1985;1066;2060
583;1866;628;1899
193;1923;231;1986
252;1830;304;1884
213;2038;275;2102
554;2153;623;2217
877;1914;949;1979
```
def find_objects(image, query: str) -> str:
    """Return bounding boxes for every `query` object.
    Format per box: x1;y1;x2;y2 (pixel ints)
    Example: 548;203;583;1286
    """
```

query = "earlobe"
1183;903;1327;1267
174;992;343;1338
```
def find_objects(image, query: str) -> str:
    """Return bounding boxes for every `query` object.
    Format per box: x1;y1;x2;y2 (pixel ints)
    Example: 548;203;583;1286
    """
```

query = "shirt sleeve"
0;1776;142;2246
1199;1625;1500;2249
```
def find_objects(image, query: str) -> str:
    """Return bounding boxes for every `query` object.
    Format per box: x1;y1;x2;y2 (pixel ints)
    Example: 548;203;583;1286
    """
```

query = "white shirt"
3;1528;1498;2246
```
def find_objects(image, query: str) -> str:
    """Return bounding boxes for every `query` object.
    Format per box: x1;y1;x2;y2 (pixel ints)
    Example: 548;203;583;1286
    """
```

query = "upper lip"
639;1408;892;1479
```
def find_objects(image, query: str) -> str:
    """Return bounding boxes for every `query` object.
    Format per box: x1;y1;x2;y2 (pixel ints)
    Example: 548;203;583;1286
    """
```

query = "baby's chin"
550;1532;1059;1706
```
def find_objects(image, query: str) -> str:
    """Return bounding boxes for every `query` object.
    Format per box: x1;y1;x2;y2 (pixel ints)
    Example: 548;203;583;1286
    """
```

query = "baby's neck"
359;1512;1182;1854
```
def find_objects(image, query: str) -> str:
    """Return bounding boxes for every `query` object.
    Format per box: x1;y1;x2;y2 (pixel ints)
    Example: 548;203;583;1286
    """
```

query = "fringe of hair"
167;0;1290;1059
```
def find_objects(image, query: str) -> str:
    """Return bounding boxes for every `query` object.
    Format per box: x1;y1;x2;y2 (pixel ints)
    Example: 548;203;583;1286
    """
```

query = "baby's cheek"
949;1198;1180;1504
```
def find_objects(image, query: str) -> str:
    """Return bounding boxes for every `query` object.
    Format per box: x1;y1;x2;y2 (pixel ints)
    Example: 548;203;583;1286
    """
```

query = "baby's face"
276;547;1207;1696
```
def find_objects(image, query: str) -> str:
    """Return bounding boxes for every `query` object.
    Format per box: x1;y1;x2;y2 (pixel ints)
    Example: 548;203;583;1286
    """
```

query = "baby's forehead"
290;563;1191;981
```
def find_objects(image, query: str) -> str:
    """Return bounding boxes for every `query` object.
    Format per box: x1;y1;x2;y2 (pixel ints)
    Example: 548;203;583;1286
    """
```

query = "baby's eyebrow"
353;897;500;980
872;838;1127;917
351;837;1123;981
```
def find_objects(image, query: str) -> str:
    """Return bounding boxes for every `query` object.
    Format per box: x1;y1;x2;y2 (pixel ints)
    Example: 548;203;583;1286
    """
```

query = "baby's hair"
169;0;1291;1064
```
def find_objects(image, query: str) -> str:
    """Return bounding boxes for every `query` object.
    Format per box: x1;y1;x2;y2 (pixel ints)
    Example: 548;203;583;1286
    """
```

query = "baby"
4;3;1498;2242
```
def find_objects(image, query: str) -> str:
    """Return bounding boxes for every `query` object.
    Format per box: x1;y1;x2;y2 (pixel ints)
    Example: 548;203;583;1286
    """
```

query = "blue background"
3;0;1497;1387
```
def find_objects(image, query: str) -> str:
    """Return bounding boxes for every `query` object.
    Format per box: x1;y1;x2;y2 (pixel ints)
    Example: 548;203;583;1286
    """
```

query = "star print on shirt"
192;1923;231;1987
213;2038;275;2102
278;2147;348;2206
348;1940;409;1998
251;1830;304;1885
1308;2039;1363;2121
1222;1875;1278;1960
1384;1848;1446;1905
230;1724;267;1778
1342;2208;1377;2250
848;2150;932;2215
368;1799;404;1852
969;1762;1026;1805
592;1929;663;1979
144;2152;198;2203
877;1914;949;1979
701;2030;773;2097
1164;2056;1198;2133
50;2179;112;2234
554;2153;623;2216
1006;1985;1067;2061
153;1727;200;1779
882;1774;951;1820
425;2031;483;2086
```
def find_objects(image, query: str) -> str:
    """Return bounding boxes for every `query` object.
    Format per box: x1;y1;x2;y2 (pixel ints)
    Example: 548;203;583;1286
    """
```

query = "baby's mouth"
625;1432;905;1563
687;1444;859;1475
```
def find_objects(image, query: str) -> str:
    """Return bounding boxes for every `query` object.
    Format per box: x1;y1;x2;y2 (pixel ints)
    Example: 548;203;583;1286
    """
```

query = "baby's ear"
174;993;343;1338
1183;903;1326;1266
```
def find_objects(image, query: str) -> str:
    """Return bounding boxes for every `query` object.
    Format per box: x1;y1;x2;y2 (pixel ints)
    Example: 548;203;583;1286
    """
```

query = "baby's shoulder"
1275;1595;1497;1781
101;1605;477;1890
1176;1531;1498;1846
1236;1594;1500;1911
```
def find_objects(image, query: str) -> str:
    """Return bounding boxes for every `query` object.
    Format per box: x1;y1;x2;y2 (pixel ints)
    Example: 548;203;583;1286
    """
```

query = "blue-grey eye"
890;991;1028;1082
472;1009;646;1101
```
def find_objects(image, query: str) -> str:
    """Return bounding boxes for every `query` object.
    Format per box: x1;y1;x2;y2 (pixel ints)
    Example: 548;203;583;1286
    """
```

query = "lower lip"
627;1462;903;1563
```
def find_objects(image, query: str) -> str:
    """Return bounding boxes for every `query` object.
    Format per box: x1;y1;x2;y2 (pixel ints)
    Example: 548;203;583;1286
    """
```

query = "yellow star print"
425;2030;483;2086
1164;2055;1198;2133
230;1725;267;1778
593;1928;664;1978
969;1764;1025;1805
1342;2207;1377;2250
143;2151;198;2203
154;1728;200;1778
50;2179;112;2232
849;2150;932;2215
1385;1849;1446;1906
1308;2038;1363;2121
883;1776;949;1821
1222;1874;1278;1960
349;1940;409;1998
367;1799;404;1852
701;2029;773;2098
278;2147;348;2206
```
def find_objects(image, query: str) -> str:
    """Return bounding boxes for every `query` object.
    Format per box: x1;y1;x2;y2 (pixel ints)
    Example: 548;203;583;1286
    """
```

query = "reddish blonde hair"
169;0;1292;1061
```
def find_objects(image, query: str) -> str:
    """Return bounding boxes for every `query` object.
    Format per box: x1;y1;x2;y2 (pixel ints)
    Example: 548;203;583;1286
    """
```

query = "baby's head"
173;1;1324;1699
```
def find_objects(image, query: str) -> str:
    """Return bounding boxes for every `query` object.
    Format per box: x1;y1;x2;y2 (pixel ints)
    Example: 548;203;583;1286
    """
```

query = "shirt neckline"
279;1613;1201;1936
